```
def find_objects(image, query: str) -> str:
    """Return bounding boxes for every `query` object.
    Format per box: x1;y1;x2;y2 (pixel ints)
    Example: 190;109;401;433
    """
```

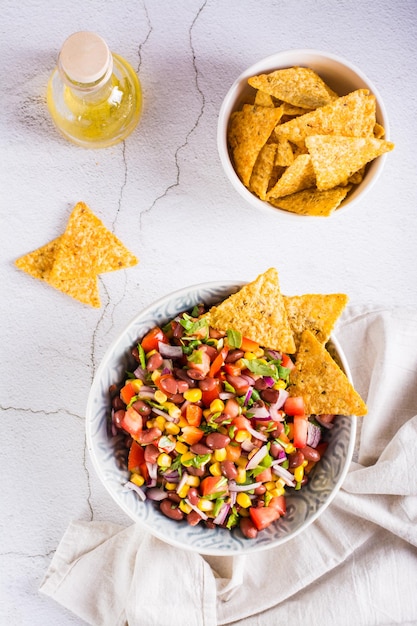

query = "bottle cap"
58;31;113;87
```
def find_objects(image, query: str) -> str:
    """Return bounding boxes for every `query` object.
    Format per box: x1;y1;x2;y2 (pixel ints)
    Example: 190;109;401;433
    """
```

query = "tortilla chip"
275;89;375;145
275;139;295;167
289;330;367;416
248;67;338;109
373;122;385;139
228;105;284;186
206;268;296;353
267;154;316;199
284;293;348;349
270;186;351;216
15;237;61;281
249;143;277;200
305;135;394;190
254;90;275;107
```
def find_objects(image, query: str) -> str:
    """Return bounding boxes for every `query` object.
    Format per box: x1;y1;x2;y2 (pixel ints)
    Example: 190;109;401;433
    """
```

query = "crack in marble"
139;0;207;228
0;404;82;421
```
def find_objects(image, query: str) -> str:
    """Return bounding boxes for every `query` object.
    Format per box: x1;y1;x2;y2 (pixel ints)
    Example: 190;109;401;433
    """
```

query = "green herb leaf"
241;358;277;378
226;329;242;349
138;343;146;370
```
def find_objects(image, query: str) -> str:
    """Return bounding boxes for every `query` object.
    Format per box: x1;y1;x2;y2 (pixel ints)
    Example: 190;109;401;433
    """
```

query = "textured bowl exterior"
86;281;356;555
217;49;389;219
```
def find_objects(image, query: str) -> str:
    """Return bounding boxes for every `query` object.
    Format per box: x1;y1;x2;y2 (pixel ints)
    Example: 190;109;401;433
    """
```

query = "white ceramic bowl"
217;49;390;219
86;281;356;555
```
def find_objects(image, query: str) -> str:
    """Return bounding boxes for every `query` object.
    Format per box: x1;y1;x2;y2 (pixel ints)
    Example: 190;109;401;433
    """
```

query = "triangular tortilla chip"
274;89;375;145
228;105;284;186
15;237;61;281
270;186;351;216
249;143;277;200
267;154;316;200
206;268;296;353
284;293;348;349
305;135;394;190
289;330;367;416
248;67;338;109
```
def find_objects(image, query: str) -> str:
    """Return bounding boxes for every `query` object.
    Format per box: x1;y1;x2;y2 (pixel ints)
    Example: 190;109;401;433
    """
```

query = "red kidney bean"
172;321;184;339
187;368;206;380
176;380;189;394
136;427;162;444
270;424;284;439
204;345;218;361
187;487;199;505
220;460;238;480
198;377;217;392
167;492;181;503
270;441;283;458
187;465;205;477
160;499;184;521
206;432;231;450
190;442;212;455
112;396;125;411
113;409;125;428
187;510;202;526
174;369;196;387
240;517;258;539
144;444;159;464
109;383;119;398
254;484;266;496
146;352;163;371
260;388;280;404
302;445;321;462
131;346;140;362
225;349;244;363
254;377;267;391
209;328;224;339
288;451;305;468
131;399;151;416
158;375;178;395
169;393;185;405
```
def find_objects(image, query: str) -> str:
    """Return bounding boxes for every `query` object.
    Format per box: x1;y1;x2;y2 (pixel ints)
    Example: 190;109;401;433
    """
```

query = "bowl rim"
86;280;357;555
217;48;389;220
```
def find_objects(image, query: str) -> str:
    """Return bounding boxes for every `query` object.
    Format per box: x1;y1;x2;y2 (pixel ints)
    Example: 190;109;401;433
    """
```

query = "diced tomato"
200;476;228;497
249;506;279;531
186;403;203;427
283;396;305;416
180;425;204;445
121;406;143;437
208;347;229;378
225;443;242;462
120;382;137;405
226;374;250;395
128;441;149;480
141;327;169;353
240;336;260;352
269;495;287;516
293;414;308;448
224;363;241;376
231;415;252;431
281;353;295;370
187;347;211;376
255;467;272;483
201;378;221;406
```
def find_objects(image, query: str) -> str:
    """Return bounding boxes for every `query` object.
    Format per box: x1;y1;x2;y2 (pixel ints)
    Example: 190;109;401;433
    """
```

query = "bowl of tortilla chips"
86;268;367;555
217;49;394;218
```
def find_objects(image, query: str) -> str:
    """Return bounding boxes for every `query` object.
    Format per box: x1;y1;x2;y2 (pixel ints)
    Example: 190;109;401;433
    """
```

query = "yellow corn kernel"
275;477;286;489
278;439;295;454
210;399;225;414
164;482;177;491
243;351;257;360
274;379;287;389
265;481;277;492
253;347;264;358
183;388;202;403
146;419;154;429
179;500;192;514
165;422;180;436
151;370;161;383
157;453;172;467
186;475;200;487
198;499;214;512
214;448;227;462
165;402;181;419
239;507;250;517
130;379;143;392
130;473;145;487
146;349;157;357
180;451;196;464
294;465;304;483
235;429;251;443
175;441;188;455
209;462;222;476
203;408;212;419
177;483;190;499
154;390;168;404
236;492;252;508
236;455;248;468
236;467;246;484
154;415;166;431
269;486;285;497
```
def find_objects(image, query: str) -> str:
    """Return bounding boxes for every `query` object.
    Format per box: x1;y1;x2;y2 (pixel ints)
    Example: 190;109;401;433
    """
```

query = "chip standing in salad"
108;269;367;539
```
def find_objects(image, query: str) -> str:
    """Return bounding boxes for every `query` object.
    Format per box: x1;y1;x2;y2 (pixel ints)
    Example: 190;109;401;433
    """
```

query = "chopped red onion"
251;406;270;419
146;487;168;501
158;342;183;359
307;421;322;447
133;366;146;381
271;457;286;466
275;388;289;410
240;438;257;452
243;387;253;406
264;376;275;387
146;461;158;480
184;498;208;520
245;444;268;470
124;481;147;501
246;424;268;442
152;407;179;423
240;373;256;385
219;391;235;400
272;465;295;487
176;471;189;494
228;480;262;492
213;502;230;525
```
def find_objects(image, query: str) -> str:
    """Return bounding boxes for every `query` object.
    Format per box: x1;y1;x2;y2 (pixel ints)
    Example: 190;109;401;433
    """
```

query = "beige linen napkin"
40;306;417;625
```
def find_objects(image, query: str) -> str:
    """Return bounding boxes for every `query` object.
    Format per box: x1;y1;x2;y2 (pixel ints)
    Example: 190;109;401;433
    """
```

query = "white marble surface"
1;1;417;624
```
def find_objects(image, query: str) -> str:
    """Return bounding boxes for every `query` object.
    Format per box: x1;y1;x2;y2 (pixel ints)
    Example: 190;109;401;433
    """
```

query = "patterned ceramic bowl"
86;282;356;555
